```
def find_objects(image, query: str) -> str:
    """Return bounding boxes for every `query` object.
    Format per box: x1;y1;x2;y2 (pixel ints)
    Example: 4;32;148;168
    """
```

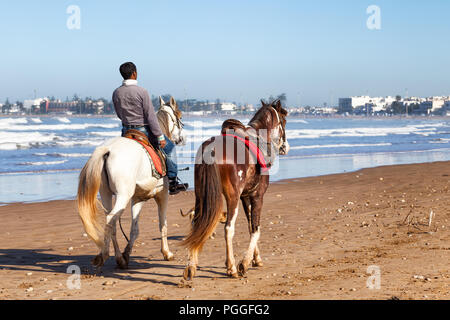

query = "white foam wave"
90;131;121;137
288;119;309;124
56;117;71;123
182;128;221;137
0;118;28;125
290;143;392;150
0;123;119;131
184;120;224;128
286;125;441;139
55;140;104;147
33;152;91;158
0;132;57;150
29;118;42;123
19;160;68;166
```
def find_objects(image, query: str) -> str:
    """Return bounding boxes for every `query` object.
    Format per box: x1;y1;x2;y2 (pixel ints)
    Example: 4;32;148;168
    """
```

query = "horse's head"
158;96;186;146
255;99;289;156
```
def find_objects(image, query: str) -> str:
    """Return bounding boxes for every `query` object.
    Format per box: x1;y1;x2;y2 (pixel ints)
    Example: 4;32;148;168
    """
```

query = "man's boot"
169;177;188;195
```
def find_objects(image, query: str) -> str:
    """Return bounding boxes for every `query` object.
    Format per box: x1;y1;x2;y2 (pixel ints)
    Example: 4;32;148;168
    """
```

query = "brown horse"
182;100;289;280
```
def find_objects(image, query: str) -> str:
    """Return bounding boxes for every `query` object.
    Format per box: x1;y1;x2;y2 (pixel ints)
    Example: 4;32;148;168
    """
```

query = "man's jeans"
122;126;178;179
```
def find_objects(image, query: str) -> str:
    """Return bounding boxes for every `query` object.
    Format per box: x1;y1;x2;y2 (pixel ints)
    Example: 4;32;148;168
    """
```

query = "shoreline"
2;113;450;120
3;146;450;204
0;159;448;207
0;160;449;300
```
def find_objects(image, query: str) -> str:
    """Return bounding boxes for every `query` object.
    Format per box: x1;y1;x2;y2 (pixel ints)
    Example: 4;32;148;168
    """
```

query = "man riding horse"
112;62;186;195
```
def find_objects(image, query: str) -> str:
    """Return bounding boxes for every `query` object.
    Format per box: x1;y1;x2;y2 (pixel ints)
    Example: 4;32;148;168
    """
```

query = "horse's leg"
238;195;263;276
92;194;128;268
118;200;144;268
224;198;239;278
184;247;199;280
241;197;263;268
155;186;174;261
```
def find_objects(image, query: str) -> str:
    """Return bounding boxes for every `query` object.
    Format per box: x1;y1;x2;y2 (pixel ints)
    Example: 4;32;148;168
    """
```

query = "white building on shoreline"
338;95;450;115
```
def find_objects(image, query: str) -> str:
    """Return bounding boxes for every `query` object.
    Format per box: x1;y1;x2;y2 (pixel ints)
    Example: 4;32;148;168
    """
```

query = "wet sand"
0;161;449;300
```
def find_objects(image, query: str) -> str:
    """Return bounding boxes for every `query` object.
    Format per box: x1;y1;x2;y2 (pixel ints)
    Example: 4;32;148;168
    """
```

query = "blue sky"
1;0;449;106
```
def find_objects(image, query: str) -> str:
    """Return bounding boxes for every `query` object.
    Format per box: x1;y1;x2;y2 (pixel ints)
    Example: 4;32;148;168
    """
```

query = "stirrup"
169;177;189;195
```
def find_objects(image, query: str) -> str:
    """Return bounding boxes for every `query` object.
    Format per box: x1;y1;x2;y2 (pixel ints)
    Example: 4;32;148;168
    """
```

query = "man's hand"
159;138;167;149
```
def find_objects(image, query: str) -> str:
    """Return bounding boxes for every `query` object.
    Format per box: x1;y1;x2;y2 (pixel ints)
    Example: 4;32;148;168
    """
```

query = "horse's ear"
260;99;266;107
170;96;177;108
159;96;165;106
274;99;282;111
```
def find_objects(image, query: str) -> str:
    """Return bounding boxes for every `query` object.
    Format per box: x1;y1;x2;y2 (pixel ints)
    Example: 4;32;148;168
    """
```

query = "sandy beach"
0;161;449;300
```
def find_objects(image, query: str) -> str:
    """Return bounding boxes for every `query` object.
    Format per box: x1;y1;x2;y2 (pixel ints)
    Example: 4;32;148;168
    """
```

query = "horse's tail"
182;162;223;252
77;146;110;248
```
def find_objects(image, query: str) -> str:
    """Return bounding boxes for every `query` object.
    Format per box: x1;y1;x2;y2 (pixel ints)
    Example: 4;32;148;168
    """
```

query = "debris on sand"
178;279;193;288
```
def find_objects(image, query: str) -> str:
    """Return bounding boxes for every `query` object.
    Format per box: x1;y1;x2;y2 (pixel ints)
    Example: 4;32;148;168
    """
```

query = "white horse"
77;96;185;269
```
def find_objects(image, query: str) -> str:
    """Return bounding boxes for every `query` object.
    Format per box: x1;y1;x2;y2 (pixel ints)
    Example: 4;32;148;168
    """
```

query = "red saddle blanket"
123;129;166;177
221;133;269;172
133;140;165;176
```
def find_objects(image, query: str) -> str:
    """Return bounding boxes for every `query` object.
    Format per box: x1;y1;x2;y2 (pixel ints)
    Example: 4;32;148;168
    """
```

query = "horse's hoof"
237;261;248;276
122;251;130;265
92;254;105;268
163;251;174;261
252;259;263;267
183;266;196;281
227;268;239;278
116;256;128;269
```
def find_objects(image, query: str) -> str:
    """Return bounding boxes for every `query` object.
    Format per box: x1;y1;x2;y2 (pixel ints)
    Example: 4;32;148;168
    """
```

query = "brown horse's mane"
248;100;287;130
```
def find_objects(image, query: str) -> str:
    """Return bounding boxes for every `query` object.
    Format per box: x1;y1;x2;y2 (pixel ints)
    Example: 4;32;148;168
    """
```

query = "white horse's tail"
77;146;110;248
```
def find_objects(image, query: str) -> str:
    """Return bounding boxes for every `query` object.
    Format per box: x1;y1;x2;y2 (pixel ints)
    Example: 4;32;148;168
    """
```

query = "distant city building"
40;98;106;114
219;102;237;111
24;98;45;112
338;95;450;115
339;96;397;114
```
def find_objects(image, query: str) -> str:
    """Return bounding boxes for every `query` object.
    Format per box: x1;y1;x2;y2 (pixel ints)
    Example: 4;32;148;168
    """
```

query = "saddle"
123;129;167;178
220;119;273;172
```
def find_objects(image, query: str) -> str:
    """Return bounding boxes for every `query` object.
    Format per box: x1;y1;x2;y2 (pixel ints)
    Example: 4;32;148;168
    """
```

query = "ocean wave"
290;143;392;150
184;119;224;128
55;140;104;147
29;118;43;123
0;123;119;131
286;125;442;139
182;128;221;137
18;160;68;166
280;146;450;160
0;118;28;125
0;132;57;150
33;152;91;158
56;117;71;123
90;131;121;137
288;119;309;124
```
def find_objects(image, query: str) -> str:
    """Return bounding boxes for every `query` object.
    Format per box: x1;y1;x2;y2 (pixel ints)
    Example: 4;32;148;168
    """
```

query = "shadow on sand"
0;248;230;287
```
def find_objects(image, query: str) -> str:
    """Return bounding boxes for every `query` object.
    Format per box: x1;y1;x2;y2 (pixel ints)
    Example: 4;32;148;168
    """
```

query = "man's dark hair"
119;62;137;80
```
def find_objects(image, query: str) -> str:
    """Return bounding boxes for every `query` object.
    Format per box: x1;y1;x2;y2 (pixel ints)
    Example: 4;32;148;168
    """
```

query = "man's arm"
142;90;166;146
112;90;122;121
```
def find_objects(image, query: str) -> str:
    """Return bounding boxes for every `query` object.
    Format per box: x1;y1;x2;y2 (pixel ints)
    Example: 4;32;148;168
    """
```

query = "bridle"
269;106;286;152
